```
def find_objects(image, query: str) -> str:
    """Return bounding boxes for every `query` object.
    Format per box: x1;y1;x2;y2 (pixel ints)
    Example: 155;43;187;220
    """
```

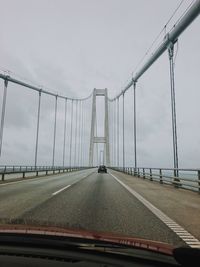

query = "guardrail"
110;167;200;193
0;165;92;181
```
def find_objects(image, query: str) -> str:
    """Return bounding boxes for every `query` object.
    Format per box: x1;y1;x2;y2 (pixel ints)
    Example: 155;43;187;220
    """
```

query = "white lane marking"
109;172;200;248
51;171;95;196
52;185;71;196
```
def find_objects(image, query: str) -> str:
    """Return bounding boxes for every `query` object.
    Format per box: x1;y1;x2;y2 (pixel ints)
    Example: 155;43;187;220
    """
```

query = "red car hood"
0;224;173;255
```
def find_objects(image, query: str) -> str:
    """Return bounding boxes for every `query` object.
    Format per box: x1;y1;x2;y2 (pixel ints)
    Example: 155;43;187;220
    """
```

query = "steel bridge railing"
110;167;200;194
0;165;92;181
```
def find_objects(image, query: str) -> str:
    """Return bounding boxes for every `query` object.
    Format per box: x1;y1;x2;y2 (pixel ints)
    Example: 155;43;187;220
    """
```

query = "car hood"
0;224;173;255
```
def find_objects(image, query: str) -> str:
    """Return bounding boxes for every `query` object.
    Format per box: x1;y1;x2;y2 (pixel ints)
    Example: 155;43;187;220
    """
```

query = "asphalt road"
0;169;184;246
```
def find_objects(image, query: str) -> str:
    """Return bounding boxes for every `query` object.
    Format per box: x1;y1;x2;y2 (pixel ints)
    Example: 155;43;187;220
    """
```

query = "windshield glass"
0;0;200;252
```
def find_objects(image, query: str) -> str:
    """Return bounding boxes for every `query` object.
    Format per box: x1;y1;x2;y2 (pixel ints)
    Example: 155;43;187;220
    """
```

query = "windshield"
0;0;200;253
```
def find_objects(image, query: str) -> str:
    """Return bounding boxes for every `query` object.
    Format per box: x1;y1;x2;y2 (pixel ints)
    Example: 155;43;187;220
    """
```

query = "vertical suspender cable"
83;100;85;166
69;100;74;167
110;101;112;166
52;95;58;167
115;100;117;166
78;100;81;167
113;100;116;167
82;100;84;166
107;101;110;165
81;101;84;166
34;90;42;167
117;97;119;167
95;113;98;166
80;101;83;166
83;100;86;166
86;99;88;166
74;100;78;166
83;101;87;166
108;101;110;165
62;98;67;167
122;93;125;171
89;96;92;166
109;102;113;166
112;102;114;166
115;100;117;167
133;82;137;171
168;43;179;179
113;102;115;166
0;79;8;157
111;101;113;166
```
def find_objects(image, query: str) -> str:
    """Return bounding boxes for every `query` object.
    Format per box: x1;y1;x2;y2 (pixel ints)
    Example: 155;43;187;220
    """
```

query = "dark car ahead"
98;165;107;173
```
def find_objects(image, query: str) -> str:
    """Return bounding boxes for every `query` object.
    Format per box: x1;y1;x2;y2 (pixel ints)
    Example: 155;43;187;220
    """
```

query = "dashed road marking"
110;172;200;248
52;185;71;196
51;171;96;196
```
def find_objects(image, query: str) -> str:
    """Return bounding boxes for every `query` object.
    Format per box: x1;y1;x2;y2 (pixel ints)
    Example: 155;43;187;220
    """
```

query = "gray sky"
0;0;200;168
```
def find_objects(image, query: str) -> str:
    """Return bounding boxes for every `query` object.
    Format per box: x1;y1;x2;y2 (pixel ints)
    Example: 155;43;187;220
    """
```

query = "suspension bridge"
0;0;200;249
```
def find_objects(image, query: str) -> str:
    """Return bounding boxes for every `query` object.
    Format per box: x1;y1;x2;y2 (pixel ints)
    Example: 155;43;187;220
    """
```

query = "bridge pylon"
89;88;110;167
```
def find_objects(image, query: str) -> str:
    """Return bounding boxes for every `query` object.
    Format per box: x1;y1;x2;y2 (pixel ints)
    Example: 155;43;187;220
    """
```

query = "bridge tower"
89;88;110;166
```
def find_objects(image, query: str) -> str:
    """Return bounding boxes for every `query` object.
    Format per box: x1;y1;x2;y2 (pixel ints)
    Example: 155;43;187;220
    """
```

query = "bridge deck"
0;168;199;248
109;169;200;242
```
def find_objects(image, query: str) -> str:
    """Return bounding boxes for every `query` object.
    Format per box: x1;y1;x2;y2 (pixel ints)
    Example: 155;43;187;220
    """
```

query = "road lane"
0;168;95;219
16;171;185;247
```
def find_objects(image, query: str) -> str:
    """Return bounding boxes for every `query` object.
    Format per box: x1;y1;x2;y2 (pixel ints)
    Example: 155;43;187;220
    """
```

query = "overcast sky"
0;0;199;168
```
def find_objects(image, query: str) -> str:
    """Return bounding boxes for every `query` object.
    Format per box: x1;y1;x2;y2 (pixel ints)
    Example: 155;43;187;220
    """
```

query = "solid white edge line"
52;185;71;196
109;172;200;248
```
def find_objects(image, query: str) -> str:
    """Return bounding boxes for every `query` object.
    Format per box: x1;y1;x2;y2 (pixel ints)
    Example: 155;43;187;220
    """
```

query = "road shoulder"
109;169;200;241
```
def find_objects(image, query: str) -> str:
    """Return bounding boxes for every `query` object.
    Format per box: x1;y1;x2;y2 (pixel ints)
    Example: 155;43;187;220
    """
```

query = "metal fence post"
150;168;152;181
160;169;163;184
143;168;145;179
198;170;200;194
